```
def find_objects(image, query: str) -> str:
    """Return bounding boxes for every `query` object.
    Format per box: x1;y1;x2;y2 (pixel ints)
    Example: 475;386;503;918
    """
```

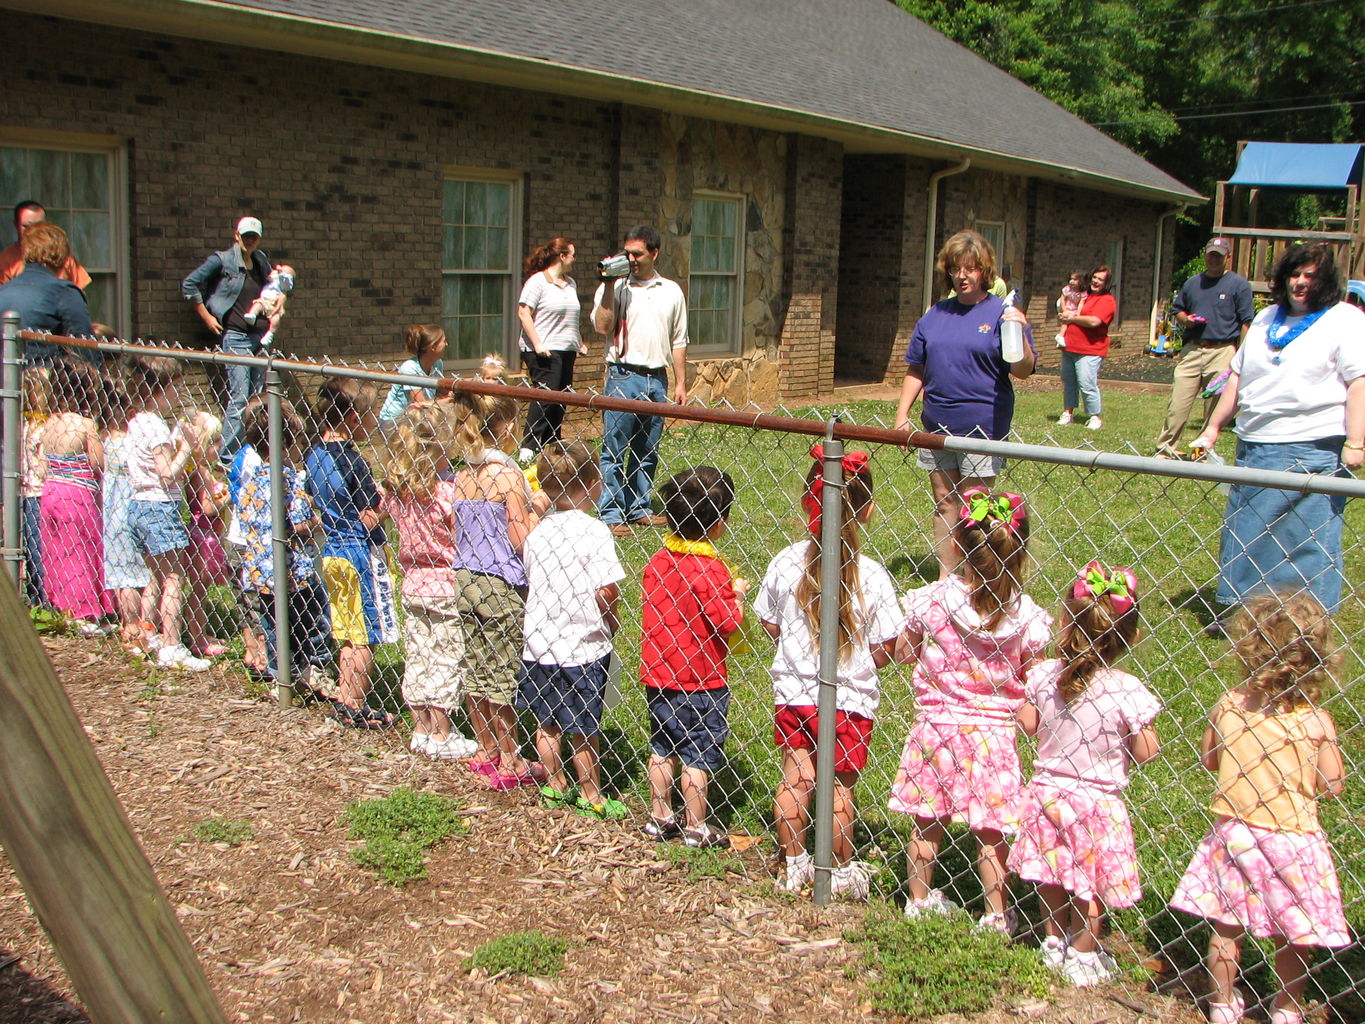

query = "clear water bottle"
1000;290;1025;363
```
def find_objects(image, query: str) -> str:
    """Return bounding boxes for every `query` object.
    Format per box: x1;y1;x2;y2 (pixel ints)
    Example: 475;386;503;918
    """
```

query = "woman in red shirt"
1057;266;1116;431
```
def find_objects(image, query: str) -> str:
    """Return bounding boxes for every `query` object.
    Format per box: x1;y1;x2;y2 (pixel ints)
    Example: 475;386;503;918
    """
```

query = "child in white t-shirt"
124;354;210;672
754;446;901;899
517;440;627;819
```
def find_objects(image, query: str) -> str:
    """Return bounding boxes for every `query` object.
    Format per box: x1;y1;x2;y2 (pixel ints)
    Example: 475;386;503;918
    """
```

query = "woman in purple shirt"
894;230;1036;578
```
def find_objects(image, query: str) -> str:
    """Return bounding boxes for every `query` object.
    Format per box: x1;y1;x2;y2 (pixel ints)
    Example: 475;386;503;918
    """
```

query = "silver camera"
598;252;631;278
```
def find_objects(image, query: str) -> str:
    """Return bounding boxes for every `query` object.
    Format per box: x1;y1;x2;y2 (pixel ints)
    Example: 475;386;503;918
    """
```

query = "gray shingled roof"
160;0;1203;200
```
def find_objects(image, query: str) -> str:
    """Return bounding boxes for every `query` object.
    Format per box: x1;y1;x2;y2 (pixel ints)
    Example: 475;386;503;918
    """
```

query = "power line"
1091;98;1365;127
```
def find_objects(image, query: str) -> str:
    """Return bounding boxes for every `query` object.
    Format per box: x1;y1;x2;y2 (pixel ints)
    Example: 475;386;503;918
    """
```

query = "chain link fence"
6;321;1362;1020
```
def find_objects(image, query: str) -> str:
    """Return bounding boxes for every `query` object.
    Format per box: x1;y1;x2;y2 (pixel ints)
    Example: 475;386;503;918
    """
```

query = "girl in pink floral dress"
1171;591;1348;1024
888;488;1051;932
1008;563;1161;988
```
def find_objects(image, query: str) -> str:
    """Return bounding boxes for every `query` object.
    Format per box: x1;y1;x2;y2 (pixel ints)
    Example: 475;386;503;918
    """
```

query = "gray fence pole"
266;367;292;706
811;421;844;906
1;312;20;587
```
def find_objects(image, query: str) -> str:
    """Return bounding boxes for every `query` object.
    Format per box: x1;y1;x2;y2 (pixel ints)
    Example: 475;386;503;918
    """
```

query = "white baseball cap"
236;216;263;237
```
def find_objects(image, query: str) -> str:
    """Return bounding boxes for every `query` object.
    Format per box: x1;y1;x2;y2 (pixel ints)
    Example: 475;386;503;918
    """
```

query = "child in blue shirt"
233;394;333;696
306;378;398;729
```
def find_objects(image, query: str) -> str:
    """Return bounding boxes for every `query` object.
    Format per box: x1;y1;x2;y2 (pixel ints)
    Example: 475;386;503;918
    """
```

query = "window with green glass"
441;175;516;362
688;195;743;352
0;142;123;334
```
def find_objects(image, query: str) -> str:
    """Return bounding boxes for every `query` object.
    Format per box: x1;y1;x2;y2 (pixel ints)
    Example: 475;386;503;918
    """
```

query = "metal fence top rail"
11;324;1365;499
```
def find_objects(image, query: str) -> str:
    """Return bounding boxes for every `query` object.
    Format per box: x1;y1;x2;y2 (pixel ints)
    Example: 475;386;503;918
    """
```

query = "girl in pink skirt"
1171;591;1348;1024
181;410;231;658
1008;563;1161;988
888;488;1052;932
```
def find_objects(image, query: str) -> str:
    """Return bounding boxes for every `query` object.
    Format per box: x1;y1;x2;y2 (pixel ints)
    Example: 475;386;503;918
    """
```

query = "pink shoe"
468;757;500;777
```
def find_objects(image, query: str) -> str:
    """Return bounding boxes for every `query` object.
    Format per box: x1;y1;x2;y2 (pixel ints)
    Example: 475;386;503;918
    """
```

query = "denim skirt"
1216;436;1346;611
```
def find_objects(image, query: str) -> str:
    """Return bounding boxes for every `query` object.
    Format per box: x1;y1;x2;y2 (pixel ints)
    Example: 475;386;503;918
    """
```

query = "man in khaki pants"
1154;237;1253;458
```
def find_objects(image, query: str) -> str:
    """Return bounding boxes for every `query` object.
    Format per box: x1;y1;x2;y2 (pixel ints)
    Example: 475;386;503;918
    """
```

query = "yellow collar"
663;532;734;575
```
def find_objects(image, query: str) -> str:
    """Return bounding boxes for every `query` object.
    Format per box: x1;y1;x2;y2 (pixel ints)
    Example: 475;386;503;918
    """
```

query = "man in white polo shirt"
592;225;689;536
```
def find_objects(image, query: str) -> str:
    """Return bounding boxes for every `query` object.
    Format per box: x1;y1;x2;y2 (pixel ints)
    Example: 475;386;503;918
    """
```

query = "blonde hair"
952;492;1029;630
1230;591;1339;711
22;367;50;420
481;353;506;380
936;229;998;296
450;390;518;458
188;410;223;444
1056;573;1140;702
796;460;875;664
381;403;457;500
536;440;599;503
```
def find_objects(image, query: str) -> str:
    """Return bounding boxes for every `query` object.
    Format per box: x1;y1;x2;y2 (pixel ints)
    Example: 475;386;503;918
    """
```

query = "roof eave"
6;0;1202;205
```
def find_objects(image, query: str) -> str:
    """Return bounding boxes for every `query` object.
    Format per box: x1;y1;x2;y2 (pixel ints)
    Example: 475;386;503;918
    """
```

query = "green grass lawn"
587;388;1363;1011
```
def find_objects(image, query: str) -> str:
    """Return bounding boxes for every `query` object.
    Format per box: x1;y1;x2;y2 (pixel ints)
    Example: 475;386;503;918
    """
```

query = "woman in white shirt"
1193;243;1365;623
518;238;584;456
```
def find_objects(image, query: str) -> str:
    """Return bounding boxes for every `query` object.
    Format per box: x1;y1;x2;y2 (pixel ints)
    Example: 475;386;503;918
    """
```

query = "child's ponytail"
1057;562;1140;701
953;488;1029;630
796;445;874;664
449;391;518;459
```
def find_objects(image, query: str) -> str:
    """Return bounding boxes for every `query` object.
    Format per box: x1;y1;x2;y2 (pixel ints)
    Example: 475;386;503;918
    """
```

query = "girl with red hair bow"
753;445;901;900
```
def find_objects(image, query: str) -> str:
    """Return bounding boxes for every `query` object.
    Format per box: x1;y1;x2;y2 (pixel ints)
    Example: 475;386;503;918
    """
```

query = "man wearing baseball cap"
1154;237;1254;458
181;216;274;462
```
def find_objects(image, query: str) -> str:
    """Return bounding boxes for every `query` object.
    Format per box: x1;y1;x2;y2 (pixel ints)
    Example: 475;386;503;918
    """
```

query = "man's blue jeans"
220;329;266;463
598;365;666;525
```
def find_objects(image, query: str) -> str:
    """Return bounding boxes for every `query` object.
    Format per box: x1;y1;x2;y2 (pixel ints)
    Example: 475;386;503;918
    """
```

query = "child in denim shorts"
124;354;210;672
518;441;625;817
640;466;747;847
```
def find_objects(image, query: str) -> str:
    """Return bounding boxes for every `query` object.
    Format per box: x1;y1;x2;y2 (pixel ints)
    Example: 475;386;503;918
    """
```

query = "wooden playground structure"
1212;140;1365;292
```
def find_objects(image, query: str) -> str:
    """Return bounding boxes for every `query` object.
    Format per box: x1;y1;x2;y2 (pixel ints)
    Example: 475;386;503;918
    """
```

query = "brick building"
0;0;1199;401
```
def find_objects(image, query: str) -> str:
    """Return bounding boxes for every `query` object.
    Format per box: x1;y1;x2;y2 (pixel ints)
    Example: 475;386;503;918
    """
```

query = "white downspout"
923;157;972;308
1149;203;1187;347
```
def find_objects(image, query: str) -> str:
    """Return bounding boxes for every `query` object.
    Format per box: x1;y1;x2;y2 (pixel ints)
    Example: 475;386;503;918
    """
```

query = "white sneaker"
830;861;872;901
781;851;813;893
1056;411;1073;425
976;908;1019;935
409;732;432;756
1063;948;1117;988
76;619;113;639
157;643;211;672
1039;935;1067;971
1086;415;1103;431
1209;991;1246;1024
903;888;959;919
427;734;479;760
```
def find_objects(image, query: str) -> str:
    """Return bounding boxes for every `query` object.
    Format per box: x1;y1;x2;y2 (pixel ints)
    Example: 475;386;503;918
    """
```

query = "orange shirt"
0;243;92;291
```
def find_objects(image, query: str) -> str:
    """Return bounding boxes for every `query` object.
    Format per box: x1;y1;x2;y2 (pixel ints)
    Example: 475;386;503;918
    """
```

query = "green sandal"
540;785;575;807
574;796;628;820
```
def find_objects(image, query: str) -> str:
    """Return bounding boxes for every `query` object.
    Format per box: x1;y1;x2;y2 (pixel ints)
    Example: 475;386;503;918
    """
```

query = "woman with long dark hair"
518;237;583;456
1192;243;1365;626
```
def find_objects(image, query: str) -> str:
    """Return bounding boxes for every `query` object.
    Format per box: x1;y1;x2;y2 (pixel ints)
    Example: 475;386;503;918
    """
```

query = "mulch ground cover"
0;636;1209;1024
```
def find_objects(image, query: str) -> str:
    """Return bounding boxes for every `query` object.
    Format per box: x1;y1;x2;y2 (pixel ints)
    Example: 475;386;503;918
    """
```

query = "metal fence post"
266;366;292;706
1;311;20;588
811;420;844;906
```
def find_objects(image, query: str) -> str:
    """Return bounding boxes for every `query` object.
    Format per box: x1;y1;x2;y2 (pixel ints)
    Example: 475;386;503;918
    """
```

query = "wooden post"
0;575;228;1024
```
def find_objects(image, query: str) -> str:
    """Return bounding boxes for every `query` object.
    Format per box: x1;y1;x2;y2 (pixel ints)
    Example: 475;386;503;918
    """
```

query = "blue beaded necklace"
1265;305;1327;364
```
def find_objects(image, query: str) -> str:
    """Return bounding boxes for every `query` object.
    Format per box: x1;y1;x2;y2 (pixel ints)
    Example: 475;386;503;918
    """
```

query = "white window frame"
688;191;745;355
976;220;1005;263
440;166;523;367
0;128;130;338
1104;236;1124;324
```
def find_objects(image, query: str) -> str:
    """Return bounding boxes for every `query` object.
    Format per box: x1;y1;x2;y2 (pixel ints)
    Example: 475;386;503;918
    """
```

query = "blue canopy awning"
1227;142;1364;189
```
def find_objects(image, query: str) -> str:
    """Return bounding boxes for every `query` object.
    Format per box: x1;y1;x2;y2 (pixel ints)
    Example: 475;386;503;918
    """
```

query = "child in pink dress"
379;402;478;761
1054;270;1087;347
1171;591;1348;1024
181;410;231;657
888;488;1051;932
1008;562;1161;988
